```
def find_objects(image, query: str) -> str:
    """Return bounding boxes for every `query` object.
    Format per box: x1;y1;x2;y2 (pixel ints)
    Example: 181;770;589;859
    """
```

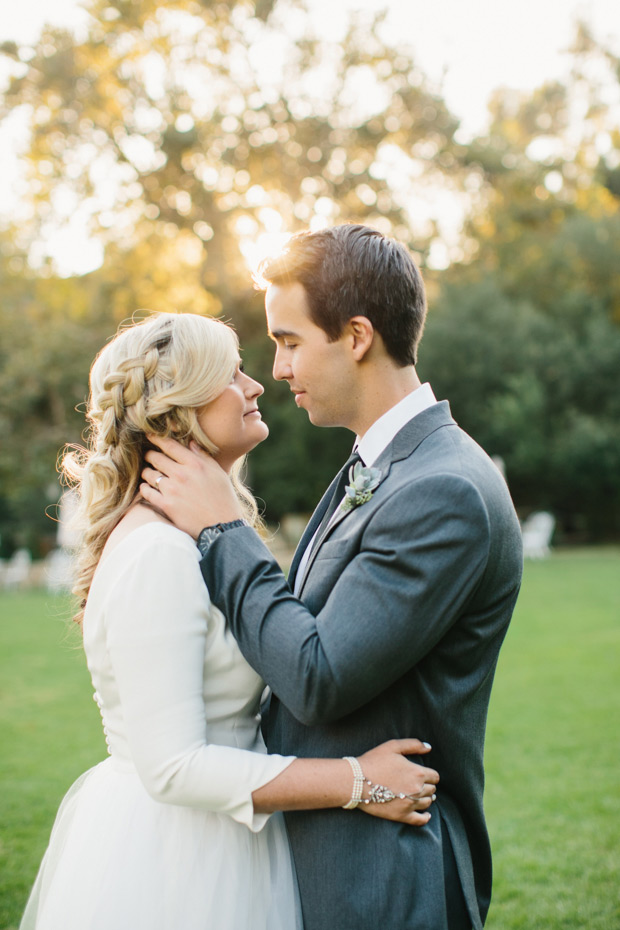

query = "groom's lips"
293;391;306;406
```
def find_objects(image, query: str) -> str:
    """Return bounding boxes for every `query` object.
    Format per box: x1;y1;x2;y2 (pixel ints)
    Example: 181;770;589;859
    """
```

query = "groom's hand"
140;436;243;538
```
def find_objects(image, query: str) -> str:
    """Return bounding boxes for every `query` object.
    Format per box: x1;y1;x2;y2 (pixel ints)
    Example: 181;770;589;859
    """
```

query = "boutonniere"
341;462;382;513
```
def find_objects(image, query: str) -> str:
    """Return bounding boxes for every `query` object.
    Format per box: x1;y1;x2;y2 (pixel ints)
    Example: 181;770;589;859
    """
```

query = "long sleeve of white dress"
87;524;296;833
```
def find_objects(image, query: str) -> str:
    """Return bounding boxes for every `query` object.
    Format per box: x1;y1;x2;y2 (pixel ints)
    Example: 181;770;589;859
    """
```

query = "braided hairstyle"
62;312;260;626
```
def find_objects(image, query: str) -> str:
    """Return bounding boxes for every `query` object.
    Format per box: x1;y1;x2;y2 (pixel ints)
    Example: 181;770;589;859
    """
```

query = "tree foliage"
1;7;619;550
0;0;466;552
419;25;620;537
1;0;461;293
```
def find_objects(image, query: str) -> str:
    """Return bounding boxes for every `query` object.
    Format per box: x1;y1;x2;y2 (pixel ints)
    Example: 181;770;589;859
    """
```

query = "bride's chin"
251;422;270;445
233;425;270;460
249;426;269;452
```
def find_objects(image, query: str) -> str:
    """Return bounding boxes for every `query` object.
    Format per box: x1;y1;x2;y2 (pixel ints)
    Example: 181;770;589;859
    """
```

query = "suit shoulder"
381;428;519;532
405;424;511;496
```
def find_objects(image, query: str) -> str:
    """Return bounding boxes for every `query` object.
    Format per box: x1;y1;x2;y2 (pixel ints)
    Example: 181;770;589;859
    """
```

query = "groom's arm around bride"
142;225;523;930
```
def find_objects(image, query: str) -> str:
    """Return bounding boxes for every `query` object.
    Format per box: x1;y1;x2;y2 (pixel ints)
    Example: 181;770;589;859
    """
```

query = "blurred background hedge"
1;2;619;554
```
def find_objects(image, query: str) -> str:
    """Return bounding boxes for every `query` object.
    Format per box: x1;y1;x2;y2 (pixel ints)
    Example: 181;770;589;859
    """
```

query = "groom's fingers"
143;450;179;479
139;482;167;517
146;434;197;464
141;466;166;489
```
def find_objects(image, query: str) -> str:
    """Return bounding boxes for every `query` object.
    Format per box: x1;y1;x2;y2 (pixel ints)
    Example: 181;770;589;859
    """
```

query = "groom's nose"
272;349;291;382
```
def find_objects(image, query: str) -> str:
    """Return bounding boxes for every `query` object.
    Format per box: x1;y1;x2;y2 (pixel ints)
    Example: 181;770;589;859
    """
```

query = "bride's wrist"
342;756;365;809
341;756;420;809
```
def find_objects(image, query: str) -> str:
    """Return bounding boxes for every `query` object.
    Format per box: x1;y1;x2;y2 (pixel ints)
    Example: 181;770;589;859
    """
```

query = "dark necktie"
310;451;362;555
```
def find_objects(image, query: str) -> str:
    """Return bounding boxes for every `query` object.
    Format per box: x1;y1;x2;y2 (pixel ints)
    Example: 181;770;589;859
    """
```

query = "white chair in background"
521;511;555;559
2;548;32;590
46;548;75;593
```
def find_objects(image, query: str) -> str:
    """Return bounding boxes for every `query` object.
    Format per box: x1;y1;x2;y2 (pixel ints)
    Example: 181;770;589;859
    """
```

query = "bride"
21;312;438;930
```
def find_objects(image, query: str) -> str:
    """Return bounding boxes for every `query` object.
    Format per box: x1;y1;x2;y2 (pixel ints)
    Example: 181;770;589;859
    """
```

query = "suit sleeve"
200;473;490;725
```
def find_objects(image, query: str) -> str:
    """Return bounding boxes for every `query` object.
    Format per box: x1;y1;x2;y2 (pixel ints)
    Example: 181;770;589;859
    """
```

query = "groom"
142;225;523;929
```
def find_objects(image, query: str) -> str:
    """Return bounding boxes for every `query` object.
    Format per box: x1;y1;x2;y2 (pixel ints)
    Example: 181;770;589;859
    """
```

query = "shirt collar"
356;383;437;466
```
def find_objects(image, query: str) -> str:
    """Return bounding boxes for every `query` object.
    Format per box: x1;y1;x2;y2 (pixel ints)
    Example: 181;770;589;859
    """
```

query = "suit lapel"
288;471;345;591
295;464;390;596
294;401;456;596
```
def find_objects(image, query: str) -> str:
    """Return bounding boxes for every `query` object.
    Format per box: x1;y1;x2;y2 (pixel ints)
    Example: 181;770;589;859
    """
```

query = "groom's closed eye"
268;328;301;344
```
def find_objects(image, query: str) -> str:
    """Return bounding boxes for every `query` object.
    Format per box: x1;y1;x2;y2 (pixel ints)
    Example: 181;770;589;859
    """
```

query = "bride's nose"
242;373;264;397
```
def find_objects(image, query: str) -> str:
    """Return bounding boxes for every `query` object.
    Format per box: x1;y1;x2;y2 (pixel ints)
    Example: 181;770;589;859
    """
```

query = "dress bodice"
81;522;293;831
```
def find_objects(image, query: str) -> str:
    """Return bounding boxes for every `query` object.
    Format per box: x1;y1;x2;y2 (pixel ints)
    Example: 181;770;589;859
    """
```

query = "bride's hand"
355;739;439;826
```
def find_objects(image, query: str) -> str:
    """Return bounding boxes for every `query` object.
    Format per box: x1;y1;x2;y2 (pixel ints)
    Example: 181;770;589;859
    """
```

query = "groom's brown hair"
258;224;427;366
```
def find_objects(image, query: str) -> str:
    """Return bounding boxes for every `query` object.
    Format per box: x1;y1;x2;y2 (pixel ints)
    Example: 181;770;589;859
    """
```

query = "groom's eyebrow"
268;328;300;341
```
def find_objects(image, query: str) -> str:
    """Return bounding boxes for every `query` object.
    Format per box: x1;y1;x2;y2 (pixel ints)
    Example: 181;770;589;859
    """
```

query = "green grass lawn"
0;592;103;930
484;548;620;930
1;548;619;929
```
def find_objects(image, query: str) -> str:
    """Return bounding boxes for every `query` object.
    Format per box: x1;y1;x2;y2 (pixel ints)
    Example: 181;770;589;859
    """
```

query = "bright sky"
2;0;619;133
0;0;619;273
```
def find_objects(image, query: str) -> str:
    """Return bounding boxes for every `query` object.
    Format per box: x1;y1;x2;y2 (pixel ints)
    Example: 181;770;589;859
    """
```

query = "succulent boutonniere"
341;462;382;513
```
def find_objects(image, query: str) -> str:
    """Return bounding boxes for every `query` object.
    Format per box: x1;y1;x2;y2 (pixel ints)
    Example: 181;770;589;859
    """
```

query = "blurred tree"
418;270;620;538
1;10;619;547
0;235;103;554
0;0;464;542
0;0;461;287
419;25;620;538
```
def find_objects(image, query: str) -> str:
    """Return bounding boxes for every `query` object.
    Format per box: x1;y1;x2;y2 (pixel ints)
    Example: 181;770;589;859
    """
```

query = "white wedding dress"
21;523;302;930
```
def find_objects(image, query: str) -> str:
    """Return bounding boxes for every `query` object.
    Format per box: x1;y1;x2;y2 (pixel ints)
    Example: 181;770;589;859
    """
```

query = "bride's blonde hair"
62;312;260;626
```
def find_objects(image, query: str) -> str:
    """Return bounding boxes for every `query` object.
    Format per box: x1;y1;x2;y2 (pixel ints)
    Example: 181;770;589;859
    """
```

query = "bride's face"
197;360;269;470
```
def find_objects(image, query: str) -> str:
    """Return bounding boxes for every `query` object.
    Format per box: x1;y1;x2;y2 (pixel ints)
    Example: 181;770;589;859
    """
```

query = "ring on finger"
155;474;164;487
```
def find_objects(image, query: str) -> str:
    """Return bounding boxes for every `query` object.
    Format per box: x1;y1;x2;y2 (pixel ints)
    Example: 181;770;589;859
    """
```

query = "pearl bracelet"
342;756;365;809
342;756;422;809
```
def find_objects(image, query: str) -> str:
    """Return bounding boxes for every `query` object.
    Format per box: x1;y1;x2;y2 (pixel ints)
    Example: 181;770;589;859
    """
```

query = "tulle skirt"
20;759;302;930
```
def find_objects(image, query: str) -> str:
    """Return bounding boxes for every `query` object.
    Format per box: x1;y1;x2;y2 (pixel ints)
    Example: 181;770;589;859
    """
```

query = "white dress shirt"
293;383;437;594
355;382;437;466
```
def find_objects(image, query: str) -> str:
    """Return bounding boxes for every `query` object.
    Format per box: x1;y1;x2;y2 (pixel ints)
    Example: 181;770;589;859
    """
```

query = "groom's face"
265;282;357;428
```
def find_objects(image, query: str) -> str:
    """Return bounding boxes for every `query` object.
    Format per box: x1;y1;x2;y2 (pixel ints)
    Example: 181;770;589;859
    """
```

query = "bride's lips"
244;408;261;417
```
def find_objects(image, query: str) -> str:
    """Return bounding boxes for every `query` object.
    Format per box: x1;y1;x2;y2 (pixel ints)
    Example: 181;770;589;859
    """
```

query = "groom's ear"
348;316;375;361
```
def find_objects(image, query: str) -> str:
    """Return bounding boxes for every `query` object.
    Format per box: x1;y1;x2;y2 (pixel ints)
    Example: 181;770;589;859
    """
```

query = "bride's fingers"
404;788;436;808
405;810;432;826
416;766;439;786
375;805;433;826
388;738;432;756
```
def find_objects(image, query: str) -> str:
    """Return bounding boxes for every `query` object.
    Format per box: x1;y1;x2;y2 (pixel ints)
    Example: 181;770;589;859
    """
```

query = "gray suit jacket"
200;402;523;930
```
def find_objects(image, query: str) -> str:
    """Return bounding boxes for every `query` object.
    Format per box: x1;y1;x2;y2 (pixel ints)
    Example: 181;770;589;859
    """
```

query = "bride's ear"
348;316;374;361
